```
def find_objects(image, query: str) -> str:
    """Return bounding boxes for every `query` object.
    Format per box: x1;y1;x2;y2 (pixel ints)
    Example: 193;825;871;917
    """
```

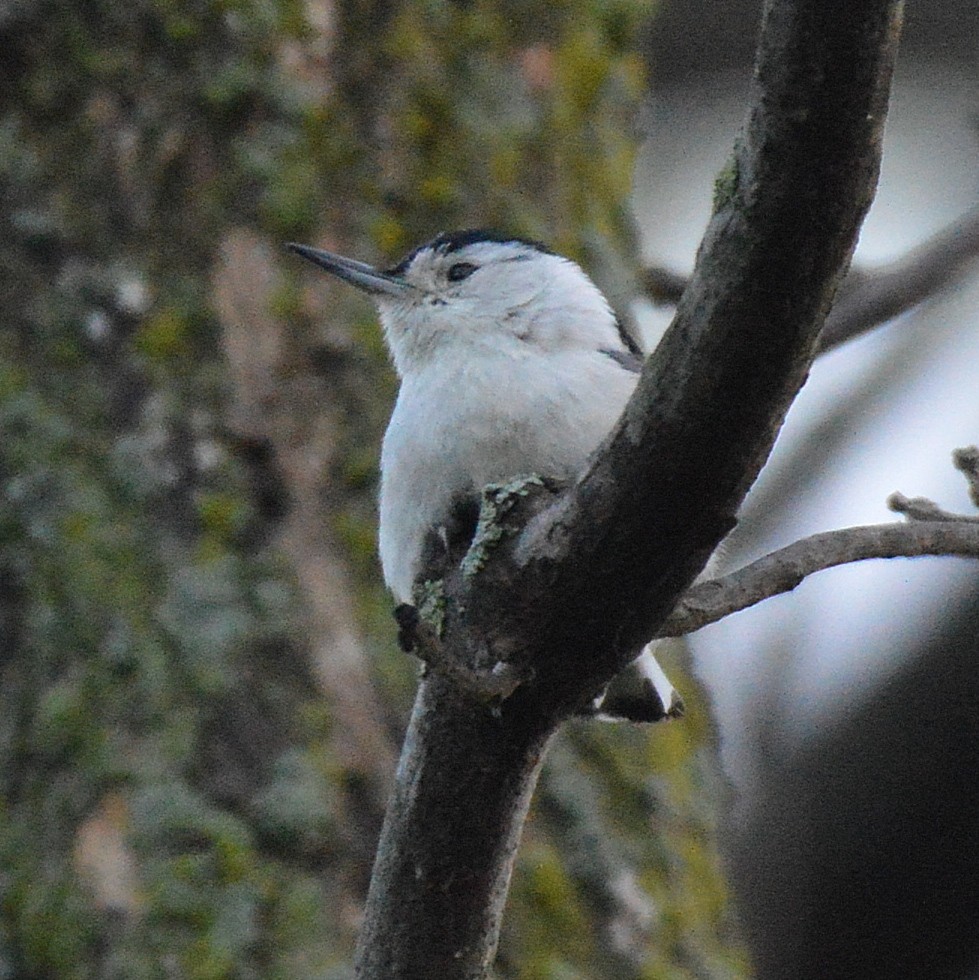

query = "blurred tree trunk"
0;1;738;976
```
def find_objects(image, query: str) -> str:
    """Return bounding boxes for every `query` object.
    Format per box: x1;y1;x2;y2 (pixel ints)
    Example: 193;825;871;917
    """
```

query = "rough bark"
356;676;553;977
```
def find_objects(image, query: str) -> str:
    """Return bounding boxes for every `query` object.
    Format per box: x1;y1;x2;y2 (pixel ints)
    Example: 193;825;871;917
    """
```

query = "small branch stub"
889;447;979;523
953;446;979;508
887;493;979;524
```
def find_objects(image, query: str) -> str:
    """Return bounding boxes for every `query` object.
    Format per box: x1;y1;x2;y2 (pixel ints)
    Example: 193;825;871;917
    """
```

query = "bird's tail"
593;643;684;722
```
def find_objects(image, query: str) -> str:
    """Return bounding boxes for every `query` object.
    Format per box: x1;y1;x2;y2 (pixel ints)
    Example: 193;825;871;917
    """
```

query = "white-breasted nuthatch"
289;230;682;721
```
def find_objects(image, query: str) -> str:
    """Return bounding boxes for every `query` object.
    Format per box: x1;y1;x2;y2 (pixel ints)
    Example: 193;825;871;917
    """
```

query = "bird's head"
288;230;620;377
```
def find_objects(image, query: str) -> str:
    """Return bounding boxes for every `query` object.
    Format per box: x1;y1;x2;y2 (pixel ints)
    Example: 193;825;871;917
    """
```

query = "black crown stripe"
385;229;553;275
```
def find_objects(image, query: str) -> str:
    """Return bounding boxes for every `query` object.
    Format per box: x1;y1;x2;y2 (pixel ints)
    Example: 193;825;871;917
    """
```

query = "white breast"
378;342;637;602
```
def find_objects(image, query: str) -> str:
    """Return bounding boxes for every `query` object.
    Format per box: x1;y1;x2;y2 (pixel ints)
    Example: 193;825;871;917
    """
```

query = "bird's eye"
446;262;478;282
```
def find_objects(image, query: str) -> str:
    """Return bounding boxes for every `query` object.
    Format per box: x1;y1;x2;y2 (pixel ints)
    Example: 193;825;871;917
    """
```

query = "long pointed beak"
286;243;412;297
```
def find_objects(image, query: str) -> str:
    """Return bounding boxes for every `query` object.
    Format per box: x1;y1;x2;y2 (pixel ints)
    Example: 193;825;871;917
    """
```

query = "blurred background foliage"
0;0;743;976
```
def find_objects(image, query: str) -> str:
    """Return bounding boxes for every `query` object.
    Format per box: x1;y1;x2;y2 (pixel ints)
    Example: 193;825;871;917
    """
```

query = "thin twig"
887;492;979;523
886;446;979;522
658;521;979;637
640;207;979;355
818;206;979;352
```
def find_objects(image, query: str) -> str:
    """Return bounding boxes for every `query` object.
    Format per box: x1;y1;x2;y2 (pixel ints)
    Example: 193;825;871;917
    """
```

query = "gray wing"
601;347;643;373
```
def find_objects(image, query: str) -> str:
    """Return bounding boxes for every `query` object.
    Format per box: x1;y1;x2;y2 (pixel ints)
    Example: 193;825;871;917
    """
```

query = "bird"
289;229;683;721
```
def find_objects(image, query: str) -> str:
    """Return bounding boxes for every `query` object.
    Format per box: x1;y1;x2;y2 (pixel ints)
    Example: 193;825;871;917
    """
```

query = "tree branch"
817;205;979;352
500;0;905;709
642;206;979;356
887;492;979;524
662;447;979;635
660;521;979;637
663;446;979;634
640;265;689;305
356;3;905;976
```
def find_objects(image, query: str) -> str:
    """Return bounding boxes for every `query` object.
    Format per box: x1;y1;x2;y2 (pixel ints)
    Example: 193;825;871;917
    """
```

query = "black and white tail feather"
595;646;684;721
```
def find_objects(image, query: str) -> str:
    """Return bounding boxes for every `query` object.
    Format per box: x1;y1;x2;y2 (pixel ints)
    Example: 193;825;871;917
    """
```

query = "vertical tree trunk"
356;675;553;978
